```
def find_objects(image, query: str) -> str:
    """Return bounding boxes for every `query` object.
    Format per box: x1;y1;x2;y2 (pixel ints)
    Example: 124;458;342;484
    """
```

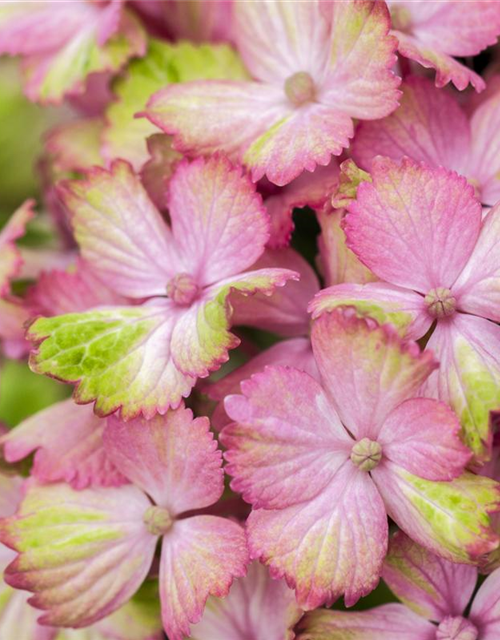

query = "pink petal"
0;472;23;519
59;160;177;299
1;399;126;490
0;482;157;627
248;462;388;609
0;585;55;640
140;134;182;210
453;204;500;322
469;568;500;639
309;282;430;341
311;309;437;440
159;516;249;640
0;200;35;296
222;366;352;510
0;297;30;359
230;248;319;338
103;406;224;514
167;156;270;286
352;77;471;177
421;314;500;463
383;531;477;622
378;398;471;481
345;157;482;293
469;90;500;205
296;603;435;640
189;562;302;640
207;337;318;431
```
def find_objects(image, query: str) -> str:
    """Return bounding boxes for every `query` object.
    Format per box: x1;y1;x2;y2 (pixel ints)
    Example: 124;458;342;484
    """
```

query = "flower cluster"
0;1;500;639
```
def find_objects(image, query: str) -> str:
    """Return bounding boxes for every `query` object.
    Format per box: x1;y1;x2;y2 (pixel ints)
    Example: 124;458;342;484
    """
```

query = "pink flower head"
352;76;500;206
27;156;298;420
189;562;303;640
0;1;146;104
311;157;500;463
221;308;499;610
297;532;500;640
143;0;400;186
388;0;500;91
0;406;249;640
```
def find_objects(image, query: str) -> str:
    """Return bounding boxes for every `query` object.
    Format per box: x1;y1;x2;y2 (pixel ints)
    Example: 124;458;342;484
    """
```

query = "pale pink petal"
352;76;471;177
345;157;482;292
167;156;270;285
103;407;223;514
1;399;126;490
378;398;471;481
469;568;500;639
0;585;55;640
469;90;500;205
0;472;23;518
309;282;430;341
296;604;435;640
452;204;500;322
230;248;319;337
372;462;500;563
159;516;248;640
421;314;500;463
223;366;351;510
383;531;477;622
0;482;157;627
140;134;182;211
44;117;105;175
0;297;30;359
248;462;388;609
59;160;177;299
207;337;318;431
311;309;437;440
0;200;35;296
190;562;302;640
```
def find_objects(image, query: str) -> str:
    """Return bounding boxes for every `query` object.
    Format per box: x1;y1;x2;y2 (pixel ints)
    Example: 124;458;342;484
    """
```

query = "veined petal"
469;90;500;205
345;157;482;293
0;585;53;640
190;562;302;640
44;117;105;175
453;204;500;322
248;462;388;609
383;531;477;622
103;407;223;514
0;482;156;627
59;160;177;299
352;76;471;177
1;399;126;489
309;282;430;341
378;398;471;481
296;604;435;640
469;568;500;640
28;304;196;421
222;366;352;510
372;463;500;563
167;156;270;285
170;268;298;378
311;309;437;440
159;516;248;640
421;314;500;464
0;200;35;296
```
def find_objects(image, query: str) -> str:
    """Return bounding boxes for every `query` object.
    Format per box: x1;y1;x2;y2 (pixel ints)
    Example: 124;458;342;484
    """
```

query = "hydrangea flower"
311;158;500;462
27;156;298;420
189;562;303;640
297;532;500;640
0;1;146;103
0;406;248;640
352;76;500;206
143;0;400;186
388;0;500;91
221;308;500;609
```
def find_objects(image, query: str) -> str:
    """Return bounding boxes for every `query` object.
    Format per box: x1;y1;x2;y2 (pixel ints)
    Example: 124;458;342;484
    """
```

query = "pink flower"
143;0;400;186
352;76;500;206
311;157;500;462
221;308;498;610
27;156;298;420
297;532;500;640
0;406;249;640
388;0;500;91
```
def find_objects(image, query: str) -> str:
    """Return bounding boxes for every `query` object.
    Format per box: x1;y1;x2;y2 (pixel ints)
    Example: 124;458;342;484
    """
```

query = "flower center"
143;506;173;535
424;287;457;319
390;5;413;31
284;71;316;106
436;616;478;640
166;272;200;306
350;438;382;472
